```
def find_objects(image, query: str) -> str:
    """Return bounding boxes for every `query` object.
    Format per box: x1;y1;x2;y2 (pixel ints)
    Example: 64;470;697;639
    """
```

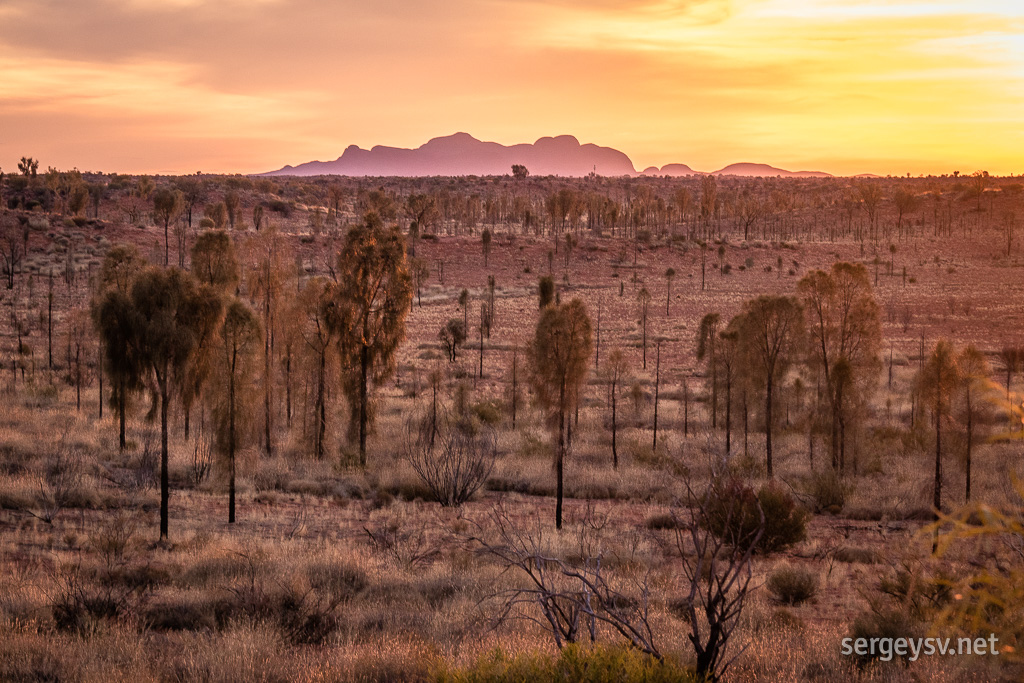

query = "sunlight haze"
1;0;1021;176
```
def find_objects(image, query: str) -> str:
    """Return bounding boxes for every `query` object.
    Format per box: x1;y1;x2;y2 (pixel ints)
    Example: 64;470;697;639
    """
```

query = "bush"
767;565;818;605
704;480;808;554
804;469;850;514
848;609;924;666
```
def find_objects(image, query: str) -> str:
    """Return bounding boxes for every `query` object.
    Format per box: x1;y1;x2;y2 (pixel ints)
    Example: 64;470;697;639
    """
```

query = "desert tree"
857;182;882;241
637;286;651;369
699;174;717;238
664;267;675;316
210;299;261;523
298;277;337;460
128;266;223;540
191;230;240;292
65;308;94;412
223;190;241;230
152;187;183;266
332;212;413;466
246;226;284;457
17;157;39;178
438;318;466;362
175;175;206;229
459;288;470;332
956;345;989;503
538;275;555;309
487;275;496;332
252;204;264;232
696;312;721;428
477;302;489;381
481;228;492;267
739;295;805;478
914;340;963;528
892;189;920;238
68;183;89;217
797;262;881;471
602;347;628;469
506;345;521;429
699;241;708;290
527;298;593;529
652;342;661;451
511;164;529;180
716;317;744;457
180;230;240;438
998;346;1024;402
204;202;228;230
0;212;24;289
411;257;429;307
93;245;147;449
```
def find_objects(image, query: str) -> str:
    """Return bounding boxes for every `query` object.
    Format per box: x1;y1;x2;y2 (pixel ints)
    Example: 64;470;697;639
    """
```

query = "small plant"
767;564;818;605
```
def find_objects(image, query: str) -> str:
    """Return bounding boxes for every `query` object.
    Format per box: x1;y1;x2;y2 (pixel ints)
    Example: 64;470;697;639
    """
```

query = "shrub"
645;512;682;530
767;565;818;605
404;410;497;507
704;480;808;554
804;469;850;514
848;609;924;666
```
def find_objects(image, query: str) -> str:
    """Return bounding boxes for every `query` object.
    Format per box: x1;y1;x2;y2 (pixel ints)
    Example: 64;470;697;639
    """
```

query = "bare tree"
915;340;963;536
668;478;765;681
210;299;261;523
603;347;628;469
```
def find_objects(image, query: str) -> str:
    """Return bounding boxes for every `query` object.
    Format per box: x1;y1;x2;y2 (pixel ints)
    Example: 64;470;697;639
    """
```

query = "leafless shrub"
403;408;497;507
32;441;84;524
467;501;661;659
363;516;441;568
190;429;213;487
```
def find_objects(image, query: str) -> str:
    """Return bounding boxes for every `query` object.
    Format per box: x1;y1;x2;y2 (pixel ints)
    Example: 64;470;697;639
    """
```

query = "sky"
0;0;1022;177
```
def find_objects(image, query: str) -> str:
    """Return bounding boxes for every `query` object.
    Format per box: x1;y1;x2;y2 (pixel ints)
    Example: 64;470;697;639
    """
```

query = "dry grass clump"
766;564;819;606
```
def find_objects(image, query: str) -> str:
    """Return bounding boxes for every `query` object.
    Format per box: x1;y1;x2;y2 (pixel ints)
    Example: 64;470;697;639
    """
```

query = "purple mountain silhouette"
263;133;637;177
711;163;831;178
263;133;834;178
642;163;698;176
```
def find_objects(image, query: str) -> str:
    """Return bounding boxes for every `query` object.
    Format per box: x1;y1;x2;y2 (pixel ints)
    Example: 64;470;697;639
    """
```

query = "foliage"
703;480;808;554
332;211;413;464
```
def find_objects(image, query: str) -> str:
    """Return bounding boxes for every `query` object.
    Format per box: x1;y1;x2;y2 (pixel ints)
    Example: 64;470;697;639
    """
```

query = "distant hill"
642;163;698;177
711;163;831;178
263;133;637;177
262;133;836;178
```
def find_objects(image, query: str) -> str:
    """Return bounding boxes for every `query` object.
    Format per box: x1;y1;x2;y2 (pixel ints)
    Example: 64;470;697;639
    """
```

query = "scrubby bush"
704;480;808;554
767;564;818;605
804;469;850;514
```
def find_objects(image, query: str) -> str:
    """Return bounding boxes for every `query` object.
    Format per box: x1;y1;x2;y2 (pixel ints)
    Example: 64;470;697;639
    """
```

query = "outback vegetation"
0;164;1022;681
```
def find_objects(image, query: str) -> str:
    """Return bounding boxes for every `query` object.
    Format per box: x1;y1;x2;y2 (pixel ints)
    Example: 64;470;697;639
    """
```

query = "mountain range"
262;133;832;178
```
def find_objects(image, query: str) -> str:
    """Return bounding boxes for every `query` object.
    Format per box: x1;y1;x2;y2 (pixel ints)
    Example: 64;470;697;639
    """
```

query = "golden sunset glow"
1;0;1022;175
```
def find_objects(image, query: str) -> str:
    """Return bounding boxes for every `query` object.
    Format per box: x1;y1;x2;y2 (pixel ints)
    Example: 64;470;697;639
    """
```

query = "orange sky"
1;0;1022;176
